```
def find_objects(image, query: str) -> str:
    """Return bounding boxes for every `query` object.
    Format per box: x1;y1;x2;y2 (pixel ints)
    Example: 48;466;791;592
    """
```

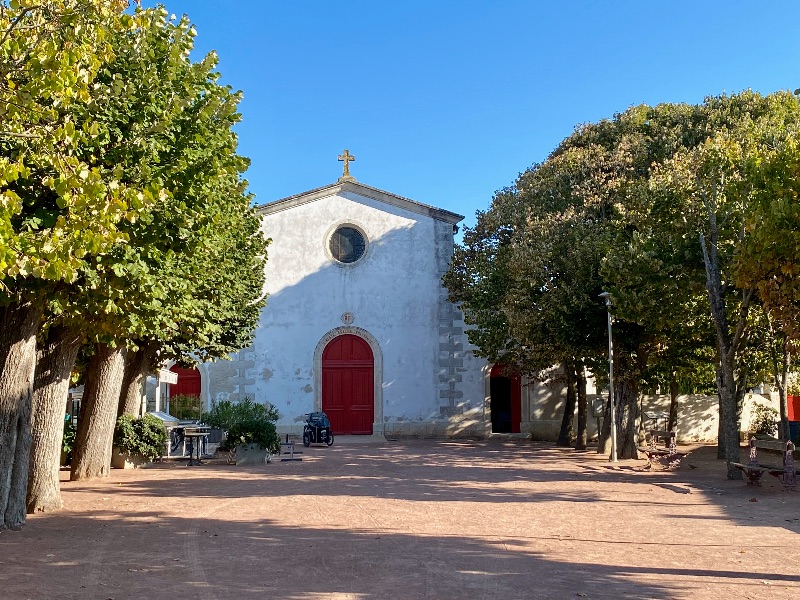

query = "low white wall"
528;389;780;444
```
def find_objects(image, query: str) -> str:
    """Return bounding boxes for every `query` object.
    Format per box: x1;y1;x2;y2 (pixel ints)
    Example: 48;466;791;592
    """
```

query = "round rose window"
329;226;366;264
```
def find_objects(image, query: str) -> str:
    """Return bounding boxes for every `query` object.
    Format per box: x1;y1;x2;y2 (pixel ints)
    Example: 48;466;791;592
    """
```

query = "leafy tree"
611;92;800;475
55;7;266;482
737;139;800;342
24;6;266;516
449;91;800;472
0;0;144;530
588;91;800;476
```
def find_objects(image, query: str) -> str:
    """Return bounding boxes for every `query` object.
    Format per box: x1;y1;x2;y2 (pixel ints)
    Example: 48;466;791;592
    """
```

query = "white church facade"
196;161;507;438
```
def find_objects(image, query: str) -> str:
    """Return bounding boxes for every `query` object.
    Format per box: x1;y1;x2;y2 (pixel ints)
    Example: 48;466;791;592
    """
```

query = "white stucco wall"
530;386;780;444
205;184;488;436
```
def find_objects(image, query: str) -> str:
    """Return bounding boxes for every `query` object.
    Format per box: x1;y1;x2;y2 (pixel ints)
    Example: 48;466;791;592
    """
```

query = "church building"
191;151;534;438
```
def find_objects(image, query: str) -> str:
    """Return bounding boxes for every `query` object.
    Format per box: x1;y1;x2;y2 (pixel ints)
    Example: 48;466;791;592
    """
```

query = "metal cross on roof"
338;149;356;181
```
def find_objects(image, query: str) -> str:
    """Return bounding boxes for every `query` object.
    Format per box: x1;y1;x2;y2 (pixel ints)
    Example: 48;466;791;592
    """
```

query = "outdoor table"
184;427;211;466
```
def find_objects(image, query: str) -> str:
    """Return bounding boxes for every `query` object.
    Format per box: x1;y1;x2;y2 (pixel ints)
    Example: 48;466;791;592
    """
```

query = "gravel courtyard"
1;439;798;600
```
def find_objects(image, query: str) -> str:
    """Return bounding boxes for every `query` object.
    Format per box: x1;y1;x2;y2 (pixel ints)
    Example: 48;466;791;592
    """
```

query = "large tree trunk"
0;301;43;530
575;361;588;451
597;396;611;455
118;344;154;418
668;378;679;432
70;344;126;481
556;362;576;447
27;326;83;514
700;220;750;478
717;359;746;477
616;377;640;460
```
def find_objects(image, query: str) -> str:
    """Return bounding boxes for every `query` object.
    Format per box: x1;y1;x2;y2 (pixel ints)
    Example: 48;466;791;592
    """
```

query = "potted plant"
203;398;280;465
112;414;169;468
169;394;204;421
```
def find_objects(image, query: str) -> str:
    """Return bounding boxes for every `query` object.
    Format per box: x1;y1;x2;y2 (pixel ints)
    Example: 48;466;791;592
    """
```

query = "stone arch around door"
314;327;383;435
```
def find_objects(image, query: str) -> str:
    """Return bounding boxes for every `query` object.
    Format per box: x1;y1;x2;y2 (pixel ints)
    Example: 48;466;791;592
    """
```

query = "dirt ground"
1;439;798;600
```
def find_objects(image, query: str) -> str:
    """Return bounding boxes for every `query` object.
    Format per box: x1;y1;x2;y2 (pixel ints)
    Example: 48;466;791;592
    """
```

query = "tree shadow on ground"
88;440;797;518
71;441;713;509
4;507;789;600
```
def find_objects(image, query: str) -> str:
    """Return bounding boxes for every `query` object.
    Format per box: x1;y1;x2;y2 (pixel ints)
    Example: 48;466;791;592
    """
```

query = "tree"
737;139;800;342
0;0;140;530
449;91;800;472
26;325;83;513
61;8;266;482
26;6;265;514
603;91;800;476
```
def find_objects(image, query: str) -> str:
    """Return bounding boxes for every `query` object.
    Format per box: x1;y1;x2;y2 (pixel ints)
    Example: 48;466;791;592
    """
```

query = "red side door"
490;364;521;433
170;365;201;398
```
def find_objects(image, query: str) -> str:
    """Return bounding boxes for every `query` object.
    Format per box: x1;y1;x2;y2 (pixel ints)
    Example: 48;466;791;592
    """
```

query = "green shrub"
749;403;779;437
203;398;280;453
114;414;169;461
62;419;76;465
170;394;203;421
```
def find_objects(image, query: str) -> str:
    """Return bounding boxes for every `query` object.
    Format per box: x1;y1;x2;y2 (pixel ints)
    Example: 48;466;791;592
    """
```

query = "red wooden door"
789;395;800;421
170;365;201;397
490;364;521;433
322;335;374;435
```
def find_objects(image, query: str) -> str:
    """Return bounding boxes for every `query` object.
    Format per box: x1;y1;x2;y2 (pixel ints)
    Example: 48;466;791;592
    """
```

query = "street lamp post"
599;292;617;463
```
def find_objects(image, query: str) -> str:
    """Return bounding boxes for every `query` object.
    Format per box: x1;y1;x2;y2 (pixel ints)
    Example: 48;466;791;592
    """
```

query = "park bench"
638;430;690;470
732;438;798;491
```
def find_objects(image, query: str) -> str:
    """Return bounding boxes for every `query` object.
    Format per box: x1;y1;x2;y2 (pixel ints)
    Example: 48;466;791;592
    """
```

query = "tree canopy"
446;90;800;472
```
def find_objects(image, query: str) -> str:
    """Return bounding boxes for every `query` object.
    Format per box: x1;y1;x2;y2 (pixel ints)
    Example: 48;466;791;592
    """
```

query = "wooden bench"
752;438;787;452
638;430;690;470
731;438;772;486
732;438;798;491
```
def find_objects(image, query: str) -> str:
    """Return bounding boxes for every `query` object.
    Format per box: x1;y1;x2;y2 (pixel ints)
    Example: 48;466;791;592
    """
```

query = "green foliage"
47;5;269;362
203;398;280;453
0;1;154;290
61;420;77;465
749;403;779;437
6;2;267;392
447;91;800;464
113;414;168;462
170;394;203;421
736;138;800;342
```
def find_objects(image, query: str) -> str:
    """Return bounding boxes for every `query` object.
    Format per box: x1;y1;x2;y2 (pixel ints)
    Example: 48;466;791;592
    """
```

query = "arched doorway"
322;334;374;435
169;365;201;398
490;364;521;433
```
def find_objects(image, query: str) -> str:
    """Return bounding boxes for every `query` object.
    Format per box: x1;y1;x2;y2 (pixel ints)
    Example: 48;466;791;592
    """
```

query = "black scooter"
303;412;334;447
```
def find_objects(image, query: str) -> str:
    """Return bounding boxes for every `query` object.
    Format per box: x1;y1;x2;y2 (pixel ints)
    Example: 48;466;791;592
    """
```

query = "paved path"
1;440;798;599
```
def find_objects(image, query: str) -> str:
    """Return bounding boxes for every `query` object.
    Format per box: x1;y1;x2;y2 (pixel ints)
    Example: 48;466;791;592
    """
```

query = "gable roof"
257;180;464;225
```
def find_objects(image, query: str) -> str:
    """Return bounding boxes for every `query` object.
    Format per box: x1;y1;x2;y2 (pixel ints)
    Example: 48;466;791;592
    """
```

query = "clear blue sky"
144;1;800;232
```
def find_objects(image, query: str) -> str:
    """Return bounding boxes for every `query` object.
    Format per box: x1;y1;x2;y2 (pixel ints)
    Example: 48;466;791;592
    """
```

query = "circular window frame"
325;222;369;266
